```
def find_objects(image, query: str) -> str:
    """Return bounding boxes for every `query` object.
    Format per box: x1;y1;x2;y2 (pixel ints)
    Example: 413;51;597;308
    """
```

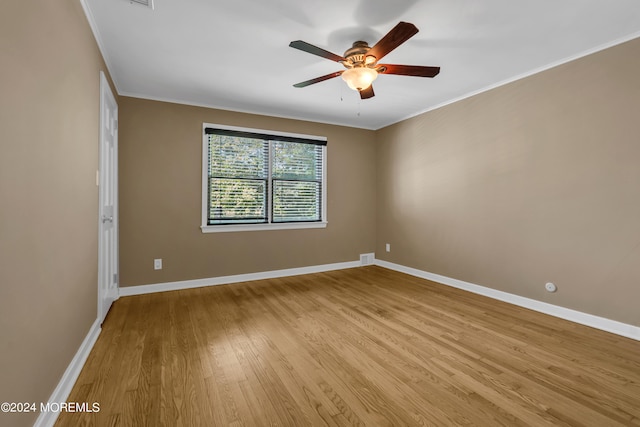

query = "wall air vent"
129;0;154;10
360;253;375;266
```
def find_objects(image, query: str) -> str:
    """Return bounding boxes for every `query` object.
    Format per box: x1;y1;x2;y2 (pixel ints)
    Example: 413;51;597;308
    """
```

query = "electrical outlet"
385;243;391;252
154;259;162;270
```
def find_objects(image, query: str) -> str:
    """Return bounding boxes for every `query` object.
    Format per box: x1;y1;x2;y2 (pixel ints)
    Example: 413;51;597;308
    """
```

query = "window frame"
201;123;328;233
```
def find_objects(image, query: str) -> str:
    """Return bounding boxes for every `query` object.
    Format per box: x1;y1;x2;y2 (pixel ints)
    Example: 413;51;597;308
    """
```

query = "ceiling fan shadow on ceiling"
289;21;440;100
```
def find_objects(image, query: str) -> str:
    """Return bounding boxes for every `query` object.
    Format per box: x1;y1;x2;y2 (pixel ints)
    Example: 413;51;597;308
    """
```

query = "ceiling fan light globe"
341;67;378;91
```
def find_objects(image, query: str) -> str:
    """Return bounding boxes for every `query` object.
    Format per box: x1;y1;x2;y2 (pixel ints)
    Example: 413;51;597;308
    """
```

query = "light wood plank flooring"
56;266;640;426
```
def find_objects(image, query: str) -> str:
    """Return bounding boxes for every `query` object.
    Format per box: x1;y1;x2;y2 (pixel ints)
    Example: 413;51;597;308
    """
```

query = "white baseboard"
119;259;363;297
33;319;102;427
375;259;640;342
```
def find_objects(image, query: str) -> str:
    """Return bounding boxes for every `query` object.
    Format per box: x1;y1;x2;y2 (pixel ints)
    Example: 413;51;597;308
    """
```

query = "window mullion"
267;140;273;224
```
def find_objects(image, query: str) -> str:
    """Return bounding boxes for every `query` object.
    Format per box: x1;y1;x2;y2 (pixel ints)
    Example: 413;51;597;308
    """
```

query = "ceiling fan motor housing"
342;41;374;68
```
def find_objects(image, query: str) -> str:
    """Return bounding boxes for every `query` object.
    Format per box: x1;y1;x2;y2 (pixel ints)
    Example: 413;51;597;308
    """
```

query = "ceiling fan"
289;22;440;99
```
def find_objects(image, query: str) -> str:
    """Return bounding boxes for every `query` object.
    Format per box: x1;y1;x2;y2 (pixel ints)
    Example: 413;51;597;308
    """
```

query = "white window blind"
208;135;269;224
272;141;323;223
203;125;327;231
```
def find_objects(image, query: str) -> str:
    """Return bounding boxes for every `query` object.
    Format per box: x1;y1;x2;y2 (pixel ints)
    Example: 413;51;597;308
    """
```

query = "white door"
98;71;119;324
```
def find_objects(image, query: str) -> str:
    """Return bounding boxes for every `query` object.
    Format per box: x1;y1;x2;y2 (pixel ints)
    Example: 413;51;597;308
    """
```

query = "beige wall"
1;2;638;422
376;38;640;326
0;1;115;426
118;97;377;287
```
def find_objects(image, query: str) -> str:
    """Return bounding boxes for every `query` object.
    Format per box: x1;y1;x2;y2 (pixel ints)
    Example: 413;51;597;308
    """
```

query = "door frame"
98;71;119;324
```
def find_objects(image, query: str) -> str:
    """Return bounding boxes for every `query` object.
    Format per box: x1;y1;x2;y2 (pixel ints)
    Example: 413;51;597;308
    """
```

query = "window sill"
201;221;328;233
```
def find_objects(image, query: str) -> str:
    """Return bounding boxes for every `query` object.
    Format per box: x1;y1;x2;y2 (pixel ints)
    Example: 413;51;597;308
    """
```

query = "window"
202;124;327;232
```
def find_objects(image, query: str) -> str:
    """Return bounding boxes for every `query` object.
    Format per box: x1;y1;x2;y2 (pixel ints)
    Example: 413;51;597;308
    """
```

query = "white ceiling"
83;0;640;130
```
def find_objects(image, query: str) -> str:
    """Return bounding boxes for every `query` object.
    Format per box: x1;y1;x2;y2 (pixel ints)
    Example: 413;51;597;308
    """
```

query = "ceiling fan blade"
378;64;440;77
293;71;344;88
359;85;375;99
367;22;419;62
289;40;346;63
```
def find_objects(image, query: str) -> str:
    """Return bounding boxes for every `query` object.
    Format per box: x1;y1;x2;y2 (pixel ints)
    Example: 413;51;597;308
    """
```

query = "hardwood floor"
56;266;640;426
